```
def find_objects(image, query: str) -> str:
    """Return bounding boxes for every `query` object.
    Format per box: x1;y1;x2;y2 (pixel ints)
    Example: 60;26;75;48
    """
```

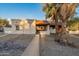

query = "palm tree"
43;3;60;41
43;3;77;45
58;4;77;43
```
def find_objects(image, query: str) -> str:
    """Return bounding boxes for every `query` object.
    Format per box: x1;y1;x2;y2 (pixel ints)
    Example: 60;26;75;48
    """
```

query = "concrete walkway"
22;34;39;56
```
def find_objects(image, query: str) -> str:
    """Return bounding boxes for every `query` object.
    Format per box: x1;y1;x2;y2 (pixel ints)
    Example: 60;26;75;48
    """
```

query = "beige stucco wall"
14;20;36;34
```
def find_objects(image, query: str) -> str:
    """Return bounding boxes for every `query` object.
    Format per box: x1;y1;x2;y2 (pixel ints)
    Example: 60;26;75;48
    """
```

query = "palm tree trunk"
55;19;68;44
54;17;60;42
60;21;68;43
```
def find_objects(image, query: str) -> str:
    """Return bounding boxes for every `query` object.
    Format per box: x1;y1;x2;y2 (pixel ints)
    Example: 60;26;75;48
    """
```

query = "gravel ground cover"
0;34;35;56
40;34;79;56
73;34;79;36
0;32;5;36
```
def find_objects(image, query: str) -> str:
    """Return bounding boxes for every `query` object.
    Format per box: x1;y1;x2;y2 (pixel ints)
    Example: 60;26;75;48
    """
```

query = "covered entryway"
36;20;50;35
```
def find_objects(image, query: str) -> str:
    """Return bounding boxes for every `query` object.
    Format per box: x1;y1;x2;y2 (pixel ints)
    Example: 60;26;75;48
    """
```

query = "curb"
0;34;9;37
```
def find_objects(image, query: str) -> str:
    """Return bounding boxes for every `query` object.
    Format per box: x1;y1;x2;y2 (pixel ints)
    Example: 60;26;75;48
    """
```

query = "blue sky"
0;3;79;20
0;3;45;20
75;7;79;17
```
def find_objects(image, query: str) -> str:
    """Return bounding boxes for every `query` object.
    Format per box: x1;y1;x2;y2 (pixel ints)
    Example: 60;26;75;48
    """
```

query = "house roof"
36;20;49;26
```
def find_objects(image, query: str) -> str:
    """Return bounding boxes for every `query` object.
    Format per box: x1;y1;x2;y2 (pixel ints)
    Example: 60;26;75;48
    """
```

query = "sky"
0;3;45;20
0;3;79;20
75;7;79;17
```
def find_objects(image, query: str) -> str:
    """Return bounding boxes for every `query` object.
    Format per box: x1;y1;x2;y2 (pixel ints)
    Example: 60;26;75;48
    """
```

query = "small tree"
0;19;9;26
